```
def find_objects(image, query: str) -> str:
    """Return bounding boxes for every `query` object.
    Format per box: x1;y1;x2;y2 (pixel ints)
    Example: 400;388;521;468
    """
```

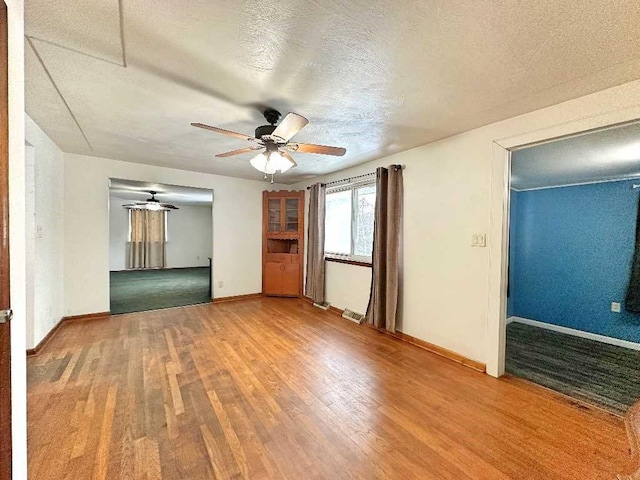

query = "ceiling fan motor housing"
255;124;277;139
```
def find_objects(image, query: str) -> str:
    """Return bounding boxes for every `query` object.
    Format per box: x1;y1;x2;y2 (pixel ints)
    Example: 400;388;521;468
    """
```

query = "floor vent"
313;301;330;310
342;309;365;324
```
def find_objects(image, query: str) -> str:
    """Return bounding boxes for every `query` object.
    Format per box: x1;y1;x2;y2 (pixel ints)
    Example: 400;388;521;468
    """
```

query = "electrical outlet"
217;281;224;288
611;302;621;313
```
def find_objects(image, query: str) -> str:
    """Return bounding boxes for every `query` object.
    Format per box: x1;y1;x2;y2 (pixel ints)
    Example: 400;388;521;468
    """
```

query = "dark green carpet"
506;322;640;415
110;267;211;315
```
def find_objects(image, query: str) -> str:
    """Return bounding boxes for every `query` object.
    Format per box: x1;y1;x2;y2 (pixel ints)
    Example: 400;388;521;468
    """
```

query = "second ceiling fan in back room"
191;109;346;182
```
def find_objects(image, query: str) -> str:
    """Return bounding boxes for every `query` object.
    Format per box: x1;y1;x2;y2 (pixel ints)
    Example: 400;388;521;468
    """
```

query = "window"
325;182;376;262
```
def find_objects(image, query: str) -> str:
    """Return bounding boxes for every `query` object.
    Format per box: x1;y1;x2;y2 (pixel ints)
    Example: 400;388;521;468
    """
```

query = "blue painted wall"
508;179;640;343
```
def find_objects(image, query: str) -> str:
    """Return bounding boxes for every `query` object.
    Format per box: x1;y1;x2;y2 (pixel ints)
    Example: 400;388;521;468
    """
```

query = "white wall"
108;197;128;271
293;77;640;372
108;196;213;270
64;153;282;316
7;0;28;477
25;116;64;349
325;262;371;315
23;146;34;349
165;204;212;268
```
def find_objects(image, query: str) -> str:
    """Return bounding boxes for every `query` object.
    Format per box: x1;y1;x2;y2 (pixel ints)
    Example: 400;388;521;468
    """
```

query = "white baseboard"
507;316;640;351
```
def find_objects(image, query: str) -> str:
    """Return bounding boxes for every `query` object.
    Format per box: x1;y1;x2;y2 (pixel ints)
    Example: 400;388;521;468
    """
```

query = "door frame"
486;113;640;378
0;2;10;478
5;0;27;477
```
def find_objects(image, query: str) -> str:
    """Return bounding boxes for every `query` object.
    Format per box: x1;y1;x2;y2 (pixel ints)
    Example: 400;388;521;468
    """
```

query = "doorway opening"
108;179;213;314
505;120;640;415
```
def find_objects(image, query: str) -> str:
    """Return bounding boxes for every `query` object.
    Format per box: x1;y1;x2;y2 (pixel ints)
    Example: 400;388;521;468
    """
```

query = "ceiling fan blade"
289;142;346;156
191;122;254;141
280;149;298;167
272;113;308;141
216;147;259;158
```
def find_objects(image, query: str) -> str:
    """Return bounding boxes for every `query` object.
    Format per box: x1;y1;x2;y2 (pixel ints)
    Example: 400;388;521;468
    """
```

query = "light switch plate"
611;302;621;313
471;233;487;247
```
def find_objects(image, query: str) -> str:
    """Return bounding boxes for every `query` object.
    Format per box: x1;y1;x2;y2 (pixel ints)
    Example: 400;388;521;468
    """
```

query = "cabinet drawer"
266;253;295;263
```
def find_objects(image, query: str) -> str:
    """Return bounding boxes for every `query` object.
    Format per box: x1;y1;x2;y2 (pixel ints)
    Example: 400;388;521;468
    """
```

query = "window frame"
324;180;375;265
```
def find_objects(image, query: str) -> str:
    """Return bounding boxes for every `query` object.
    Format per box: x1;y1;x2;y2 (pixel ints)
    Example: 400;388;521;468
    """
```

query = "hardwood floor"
28;298;632;479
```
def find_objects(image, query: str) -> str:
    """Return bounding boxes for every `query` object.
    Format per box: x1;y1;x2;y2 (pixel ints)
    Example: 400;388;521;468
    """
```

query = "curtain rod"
306;164;405;189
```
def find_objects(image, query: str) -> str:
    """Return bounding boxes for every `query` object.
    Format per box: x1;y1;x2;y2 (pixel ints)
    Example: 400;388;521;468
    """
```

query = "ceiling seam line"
118;0;127;68
26;36;94;151
25;35;124;67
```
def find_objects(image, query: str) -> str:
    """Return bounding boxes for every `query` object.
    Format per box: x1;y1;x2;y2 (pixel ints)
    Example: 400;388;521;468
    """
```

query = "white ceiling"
25;1;640;184
109;178;212;207
511;121;640;190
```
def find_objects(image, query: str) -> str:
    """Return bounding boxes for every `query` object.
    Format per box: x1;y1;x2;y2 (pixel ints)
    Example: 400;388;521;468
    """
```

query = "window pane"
354;184;376;257
325;190;351;254
267;198;281;232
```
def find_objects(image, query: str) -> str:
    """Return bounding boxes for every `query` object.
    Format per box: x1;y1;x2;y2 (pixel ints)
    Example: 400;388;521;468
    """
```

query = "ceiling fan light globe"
250;152;267;172
250;152;277;174
270;151;294;173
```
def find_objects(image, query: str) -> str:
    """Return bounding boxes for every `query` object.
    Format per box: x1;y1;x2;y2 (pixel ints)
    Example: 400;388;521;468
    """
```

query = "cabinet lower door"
281;263;300;296
264;262;283;295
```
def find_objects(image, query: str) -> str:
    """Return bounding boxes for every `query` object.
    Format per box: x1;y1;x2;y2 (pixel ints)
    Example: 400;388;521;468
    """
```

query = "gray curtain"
305;183;326;303
366;165;403;332
127;209;166;269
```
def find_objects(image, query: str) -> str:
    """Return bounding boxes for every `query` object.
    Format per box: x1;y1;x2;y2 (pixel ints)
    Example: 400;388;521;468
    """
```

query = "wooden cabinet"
262;190;304;297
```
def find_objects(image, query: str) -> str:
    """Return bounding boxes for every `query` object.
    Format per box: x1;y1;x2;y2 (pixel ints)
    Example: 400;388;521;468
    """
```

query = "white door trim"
485;107;640;378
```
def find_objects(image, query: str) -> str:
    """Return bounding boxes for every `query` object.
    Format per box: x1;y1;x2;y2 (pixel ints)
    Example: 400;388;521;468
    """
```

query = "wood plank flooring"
28;298;633;479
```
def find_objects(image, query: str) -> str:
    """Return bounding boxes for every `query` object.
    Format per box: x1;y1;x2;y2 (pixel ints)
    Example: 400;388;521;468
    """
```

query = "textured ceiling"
512;121;640;190
109;178;213;206
25;0;640;184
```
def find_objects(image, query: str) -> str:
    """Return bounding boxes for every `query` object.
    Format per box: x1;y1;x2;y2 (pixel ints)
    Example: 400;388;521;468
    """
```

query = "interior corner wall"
108;197;213;271
64;153;281;316
25;115;64;349
508;179;640;343
292;78;640;366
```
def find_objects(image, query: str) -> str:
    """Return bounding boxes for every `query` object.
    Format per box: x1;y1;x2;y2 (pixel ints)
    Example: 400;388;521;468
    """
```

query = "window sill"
324;256;372;268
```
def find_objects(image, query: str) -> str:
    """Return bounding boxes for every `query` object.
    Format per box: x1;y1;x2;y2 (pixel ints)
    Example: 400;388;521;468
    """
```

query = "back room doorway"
108;179;213;314
506;120;640;415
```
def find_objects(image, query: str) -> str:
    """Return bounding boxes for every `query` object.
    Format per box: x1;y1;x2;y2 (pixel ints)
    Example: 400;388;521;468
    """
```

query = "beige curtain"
305;183;326;303
127;210;166;269
365;165;403;332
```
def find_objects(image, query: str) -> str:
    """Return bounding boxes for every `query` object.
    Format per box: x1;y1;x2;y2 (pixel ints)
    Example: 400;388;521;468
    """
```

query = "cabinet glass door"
268;198;281;232
285;198;299;232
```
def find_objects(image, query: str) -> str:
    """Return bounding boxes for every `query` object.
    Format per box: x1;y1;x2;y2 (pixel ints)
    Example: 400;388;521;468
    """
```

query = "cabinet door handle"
281;264;285;272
